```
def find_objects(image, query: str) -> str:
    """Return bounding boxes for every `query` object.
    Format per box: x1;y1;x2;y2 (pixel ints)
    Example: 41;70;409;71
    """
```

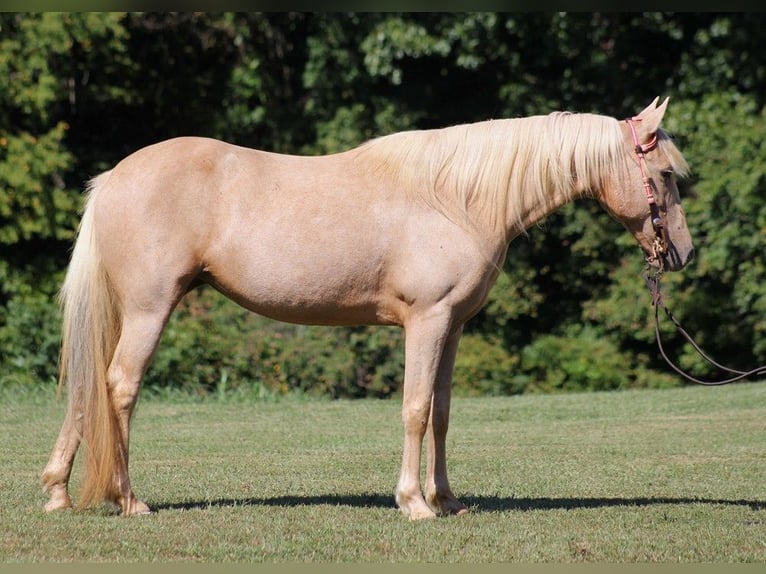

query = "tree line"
2;12;765;398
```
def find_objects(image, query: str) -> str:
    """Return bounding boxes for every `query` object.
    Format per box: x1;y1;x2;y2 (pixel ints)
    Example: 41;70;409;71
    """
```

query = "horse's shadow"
153;493;766;513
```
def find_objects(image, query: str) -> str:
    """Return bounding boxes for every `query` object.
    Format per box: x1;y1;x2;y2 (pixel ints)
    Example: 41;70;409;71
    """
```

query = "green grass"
1;384;764;562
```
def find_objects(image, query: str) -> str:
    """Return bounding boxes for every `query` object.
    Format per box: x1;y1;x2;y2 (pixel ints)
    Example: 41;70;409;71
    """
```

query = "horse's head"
601;97;695;272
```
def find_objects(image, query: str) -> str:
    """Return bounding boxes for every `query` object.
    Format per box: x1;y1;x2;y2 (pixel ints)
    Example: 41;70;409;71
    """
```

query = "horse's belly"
203;247;396;327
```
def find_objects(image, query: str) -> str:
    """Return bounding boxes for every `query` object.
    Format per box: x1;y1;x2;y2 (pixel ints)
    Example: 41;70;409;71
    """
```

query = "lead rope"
643;264;766;386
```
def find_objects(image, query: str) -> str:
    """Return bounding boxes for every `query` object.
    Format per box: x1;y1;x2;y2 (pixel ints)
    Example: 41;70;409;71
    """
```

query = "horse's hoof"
44;498;73;513
409;511;437;521
405;505;438;521
121;497;152;517
43;488;73;513
426;492;470;517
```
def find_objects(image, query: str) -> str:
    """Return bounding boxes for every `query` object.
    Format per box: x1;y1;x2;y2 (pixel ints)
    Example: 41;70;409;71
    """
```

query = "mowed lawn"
1;383;764;562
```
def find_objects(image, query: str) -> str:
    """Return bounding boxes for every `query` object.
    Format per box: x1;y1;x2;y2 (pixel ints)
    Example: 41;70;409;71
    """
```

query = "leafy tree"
2;12;766;396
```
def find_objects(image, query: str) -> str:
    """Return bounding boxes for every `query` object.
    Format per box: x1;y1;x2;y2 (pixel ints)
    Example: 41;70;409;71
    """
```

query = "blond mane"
355;112;688;241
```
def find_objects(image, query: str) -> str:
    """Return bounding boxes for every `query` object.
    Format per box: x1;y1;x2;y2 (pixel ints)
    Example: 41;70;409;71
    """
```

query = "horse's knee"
402;403;430;435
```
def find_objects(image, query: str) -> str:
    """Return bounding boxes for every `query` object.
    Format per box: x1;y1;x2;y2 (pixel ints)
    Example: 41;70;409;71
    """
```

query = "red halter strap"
625;116;667;261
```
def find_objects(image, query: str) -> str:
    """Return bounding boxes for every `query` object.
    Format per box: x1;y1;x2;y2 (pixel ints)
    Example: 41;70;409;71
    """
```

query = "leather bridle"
625;116;669;267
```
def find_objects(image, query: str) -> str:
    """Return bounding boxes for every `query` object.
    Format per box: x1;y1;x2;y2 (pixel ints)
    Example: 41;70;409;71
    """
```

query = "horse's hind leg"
105;309;172;516
41;405;82;511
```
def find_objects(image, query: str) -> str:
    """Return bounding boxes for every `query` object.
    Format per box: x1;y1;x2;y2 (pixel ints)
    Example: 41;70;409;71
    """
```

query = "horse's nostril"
686;247;696;264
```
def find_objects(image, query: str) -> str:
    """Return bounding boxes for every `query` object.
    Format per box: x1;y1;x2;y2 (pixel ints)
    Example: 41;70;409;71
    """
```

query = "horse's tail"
58;171;124;509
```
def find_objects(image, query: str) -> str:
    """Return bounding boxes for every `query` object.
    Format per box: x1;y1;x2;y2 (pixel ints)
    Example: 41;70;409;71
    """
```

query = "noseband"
625;117;669;267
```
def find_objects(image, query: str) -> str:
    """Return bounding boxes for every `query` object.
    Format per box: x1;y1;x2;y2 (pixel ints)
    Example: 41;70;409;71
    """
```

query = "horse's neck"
503;181;584;243
520;190;583;234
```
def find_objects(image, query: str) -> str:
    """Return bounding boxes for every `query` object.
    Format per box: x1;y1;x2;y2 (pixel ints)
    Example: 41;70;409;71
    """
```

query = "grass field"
1;383;764;562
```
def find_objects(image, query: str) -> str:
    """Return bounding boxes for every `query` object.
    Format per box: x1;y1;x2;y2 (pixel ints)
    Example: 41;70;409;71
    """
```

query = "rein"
642;267;766;385
626;116;766;385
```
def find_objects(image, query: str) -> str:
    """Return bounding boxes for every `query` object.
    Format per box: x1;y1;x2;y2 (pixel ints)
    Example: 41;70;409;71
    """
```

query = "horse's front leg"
395;311;454;520
425;327;469;516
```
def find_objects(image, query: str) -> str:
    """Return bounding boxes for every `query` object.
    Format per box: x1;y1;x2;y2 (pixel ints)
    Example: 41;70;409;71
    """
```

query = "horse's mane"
355;112;689;239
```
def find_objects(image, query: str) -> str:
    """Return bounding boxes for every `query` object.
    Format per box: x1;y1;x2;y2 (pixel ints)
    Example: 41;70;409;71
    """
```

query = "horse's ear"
635;96;669;139
637;97;661;117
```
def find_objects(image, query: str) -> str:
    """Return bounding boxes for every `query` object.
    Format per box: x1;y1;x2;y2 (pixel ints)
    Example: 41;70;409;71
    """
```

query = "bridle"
625;116;668;266
625;116;766;385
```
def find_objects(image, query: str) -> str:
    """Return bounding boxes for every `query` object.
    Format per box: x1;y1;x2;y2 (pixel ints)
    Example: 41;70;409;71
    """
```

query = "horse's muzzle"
648;244;695;272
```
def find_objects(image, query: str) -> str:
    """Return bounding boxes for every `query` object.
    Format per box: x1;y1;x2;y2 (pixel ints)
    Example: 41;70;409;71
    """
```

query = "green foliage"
0;259;62;389
0;122;77;244
361;16;451;85
453;333;520;396
512;325;674;394
2;13;766;398
664;92;766;374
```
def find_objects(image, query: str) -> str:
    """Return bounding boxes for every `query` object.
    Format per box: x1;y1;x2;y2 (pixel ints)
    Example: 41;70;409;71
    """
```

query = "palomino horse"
42;98;694;520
